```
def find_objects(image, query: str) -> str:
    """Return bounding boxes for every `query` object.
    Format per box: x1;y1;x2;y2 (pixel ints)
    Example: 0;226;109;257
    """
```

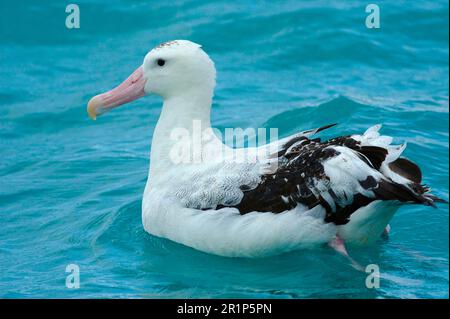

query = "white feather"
139;42;404;256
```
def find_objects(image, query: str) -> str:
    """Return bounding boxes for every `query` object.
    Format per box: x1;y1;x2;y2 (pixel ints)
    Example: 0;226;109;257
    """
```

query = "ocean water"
0;0;448;298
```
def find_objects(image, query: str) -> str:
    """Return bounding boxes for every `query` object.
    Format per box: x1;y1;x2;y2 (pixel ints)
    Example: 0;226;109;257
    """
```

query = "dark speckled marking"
155;41;180;49
215;128;440;225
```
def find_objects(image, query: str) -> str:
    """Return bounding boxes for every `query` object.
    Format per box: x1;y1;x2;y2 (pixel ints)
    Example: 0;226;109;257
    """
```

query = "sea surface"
0;0;448;298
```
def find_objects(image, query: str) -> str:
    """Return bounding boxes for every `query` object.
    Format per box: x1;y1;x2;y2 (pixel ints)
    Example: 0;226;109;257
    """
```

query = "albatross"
87;40;445;257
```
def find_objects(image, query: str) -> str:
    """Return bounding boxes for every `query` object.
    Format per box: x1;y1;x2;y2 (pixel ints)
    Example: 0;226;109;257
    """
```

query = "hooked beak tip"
87;65;146;121
87;96;101;120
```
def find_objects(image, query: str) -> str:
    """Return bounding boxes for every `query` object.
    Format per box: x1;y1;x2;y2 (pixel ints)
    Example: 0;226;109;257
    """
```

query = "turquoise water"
0;0;448;298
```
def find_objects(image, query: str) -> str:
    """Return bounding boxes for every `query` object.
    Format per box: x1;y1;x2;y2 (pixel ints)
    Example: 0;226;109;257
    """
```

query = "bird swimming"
87;40;446;258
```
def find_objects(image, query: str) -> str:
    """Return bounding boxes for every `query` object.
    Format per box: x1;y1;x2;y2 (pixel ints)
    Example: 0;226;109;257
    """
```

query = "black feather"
358;146;388;170
388;157;422;184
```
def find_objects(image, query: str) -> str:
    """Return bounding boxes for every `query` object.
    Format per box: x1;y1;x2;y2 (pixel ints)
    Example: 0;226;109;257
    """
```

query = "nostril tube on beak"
87;66;146;121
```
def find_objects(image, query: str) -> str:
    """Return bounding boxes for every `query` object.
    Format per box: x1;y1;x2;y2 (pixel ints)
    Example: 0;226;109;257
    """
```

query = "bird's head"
87;40;216;120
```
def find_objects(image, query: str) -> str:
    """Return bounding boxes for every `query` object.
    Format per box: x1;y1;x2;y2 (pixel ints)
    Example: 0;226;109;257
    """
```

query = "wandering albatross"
87;40;446;257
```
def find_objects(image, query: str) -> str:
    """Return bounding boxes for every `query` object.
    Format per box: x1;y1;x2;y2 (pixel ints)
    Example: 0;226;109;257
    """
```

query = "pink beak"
87;66;146;120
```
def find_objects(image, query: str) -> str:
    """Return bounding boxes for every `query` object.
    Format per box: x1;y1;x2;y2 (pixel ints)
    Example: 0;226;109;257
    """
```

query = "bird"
87;40;446;258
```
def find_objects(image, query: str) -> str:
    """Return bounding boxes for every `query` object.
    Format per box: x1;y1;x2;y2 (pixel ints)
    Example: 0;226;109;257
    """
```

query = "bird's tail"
353;124;448;208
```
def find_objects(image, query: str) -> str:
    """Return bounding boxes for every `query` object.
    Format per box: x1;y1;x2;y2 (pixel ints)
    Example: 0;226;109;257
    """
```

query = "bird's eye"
157;59;165;66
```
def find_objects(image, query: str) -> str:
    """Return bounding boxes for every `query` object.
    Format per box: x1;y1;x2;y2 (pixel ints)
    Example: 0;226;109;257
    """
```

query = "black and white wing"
221;124;445;225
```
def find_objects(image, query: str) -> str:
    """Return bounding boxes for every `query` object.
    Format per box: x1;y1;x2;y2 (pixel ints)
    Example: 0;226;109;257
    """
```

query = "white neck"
149;88;218;177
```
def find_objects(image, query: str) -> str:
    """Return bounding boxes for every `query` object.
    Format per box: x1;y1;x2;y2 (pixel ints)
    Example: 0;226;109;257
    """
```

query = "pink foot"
328;235;349;257
328;235;364;272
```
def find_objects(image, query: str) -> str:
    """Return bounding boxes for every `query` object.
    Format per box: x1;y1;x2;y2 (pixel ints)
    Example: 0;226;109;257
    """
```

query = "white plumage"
142;123;403;257
87;40;444;257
